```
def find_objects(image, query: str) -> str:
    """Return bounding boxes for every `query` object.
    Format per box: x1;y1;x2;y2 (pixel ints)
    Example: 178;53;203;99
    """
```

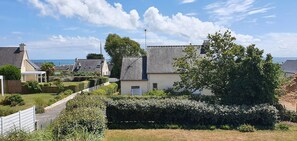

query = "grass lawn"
104;122;297;141
0;93;56;116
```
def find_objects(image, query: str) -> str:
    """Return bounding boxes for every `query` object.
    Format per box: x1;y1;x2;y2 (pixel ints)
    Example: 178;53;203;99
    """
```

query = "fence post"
19;111;22;130
33;106;36;131
1;117;3;135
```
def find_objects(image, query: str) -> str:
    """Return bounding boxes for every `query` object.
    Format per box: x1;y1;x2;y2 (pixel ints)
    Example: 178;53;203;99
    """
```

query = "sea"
31;57;297;66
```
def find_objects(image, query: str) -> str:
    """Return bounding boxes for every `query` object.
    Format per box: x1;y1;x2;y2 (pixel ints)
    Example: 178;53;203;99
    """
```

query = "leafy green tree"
86;53;104;59
105;34;146;78
41;62;55;82
174;31;281;105
0;64;21;80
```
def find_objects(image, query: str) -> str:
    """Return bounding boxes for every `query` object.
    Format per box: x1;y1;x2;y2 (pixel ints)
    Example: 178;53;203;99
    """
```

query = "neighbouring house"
73;58;110;76
0;43;46;83
120;42;212;95
281;60;297;77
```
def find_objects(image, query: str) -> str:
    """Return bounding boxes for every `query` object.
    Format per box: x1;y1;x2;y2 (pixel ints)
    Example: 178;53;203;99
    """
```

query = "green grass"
0;93;56;116
63;81;89;87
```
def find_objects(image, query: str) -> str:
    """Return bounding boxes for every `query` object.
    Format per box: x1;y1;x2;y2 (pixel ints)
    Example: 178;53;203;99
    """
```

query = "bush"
97;77;109;85
0;64;21;80
35;105;45;114
238;124;256;132
210;125;216;130
107;99;278;127
91;89;106;95
2;94;25;106
275;123;289;131
24;81;42;93
0;106;18;116
52;107;106;139
66;95;106;111
34;97;47;107
53;79;64;93
144;90;168;96
63;89;73;96
220;125;231;130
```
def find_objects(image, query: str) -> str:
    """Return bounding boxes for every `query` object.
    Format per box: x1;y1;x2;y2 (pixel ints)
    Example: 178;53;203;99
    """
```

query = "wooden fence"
0;106;35;135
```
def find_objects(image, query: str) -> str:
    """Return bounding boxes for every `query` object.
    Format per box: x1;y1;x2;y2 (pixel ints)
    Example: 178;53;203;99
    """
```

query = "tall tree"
105;34;146;78
86;53;104;59
174;31;281;105
41;62;55;82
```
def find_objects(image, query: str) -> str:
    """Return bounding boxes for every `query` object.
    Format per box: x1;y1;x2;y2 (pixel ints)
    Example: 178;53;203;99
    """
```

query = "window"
131;86;140;89
153;83;158;90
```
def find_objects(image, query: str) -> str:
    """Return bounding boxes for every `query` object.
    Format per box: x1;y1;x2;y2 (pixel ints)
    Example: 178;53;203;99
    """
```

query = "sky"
0;0;297;59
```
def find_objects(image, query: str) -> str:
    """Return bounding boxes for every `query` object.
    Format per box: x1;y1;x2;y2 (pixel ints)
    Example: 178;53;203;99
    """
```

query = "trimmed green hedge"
52;107;106;140
66;95;106;111
107;99;278;127
91;83;118;95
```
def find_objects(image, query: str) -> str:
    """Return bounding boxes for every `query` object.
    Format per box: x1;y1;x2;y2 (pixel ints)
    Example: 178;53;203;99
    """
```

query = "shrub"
0;106;18;116
144;90;168;96
63;89;73;96
107;99;278;127
53;79;64;93
66;95;106;111
220;125;231;130
0;64;21;80
34;97;47;107
97;77;109;85
238;124;256;132
35;105;45;114
91;89;106;95
24;81;42;93
275;123;289;131
210;125;216;130
52;107;106;139
2;94;25;106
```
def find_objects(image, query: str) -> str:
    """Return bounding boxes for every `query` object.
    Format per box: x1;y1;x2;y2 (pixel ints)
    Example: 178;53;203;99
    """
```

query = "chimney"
19;43;26;52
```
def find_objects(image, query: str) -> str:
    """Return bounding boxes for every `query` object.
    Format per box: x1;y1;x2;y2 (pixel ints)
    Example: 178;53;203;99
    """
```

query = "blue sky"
0;0;297;59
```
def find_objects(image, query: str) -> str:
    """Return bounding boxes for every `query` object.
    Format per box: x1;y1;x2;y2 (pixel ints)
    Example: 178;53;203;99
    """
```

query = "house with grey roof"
73;59;110;76
0;43;46;82
282;60;297;77
120;42;211;95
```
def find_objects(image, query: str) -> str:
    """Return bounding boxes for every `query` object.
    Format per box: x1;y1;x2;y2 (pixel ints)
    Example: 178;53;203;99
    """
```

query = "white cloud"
181;0;195;4
256;33;297;57
26;35;108;59
143;7;258;46
28;0;141;30
205;0;273;25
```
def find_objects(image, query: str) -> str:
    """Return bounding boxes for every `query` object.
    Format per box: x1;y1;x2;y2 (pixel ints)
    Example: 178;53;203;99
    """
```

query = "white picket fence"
0;106;35;135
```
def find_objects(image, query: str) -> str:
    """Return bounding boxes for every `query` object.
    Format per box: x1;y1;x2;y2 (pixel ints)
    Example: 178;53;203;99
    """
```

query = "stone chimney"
19;43;26;52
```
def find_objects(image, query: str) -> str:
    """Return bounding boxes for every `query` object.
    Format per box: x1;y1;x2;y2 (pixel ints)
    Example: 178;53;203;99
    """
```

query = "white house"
0;43;46;82
120;42;212;95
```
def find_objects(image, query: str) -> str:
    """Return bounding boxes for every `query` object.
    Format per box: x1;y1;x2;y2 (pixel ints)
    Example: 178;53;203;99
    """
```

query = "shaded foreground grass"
105;123;297;141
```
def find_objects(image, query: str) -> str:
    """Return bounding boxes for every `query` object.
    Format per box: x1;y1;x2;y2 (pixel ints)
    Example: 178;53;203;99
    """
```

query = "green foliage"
0;130;29;141
34;97;47;107
105;34;146;78
275;123;289;131
35;105;45;114
87;53;104;59
62;89;73;96
2;94;25;106
144;90;168;96
66;95;106;111
53;79;64;93
174;30;281;105
52;107;106;140
0;64;21;80
40;62;55;82
220;125;231;130
107;99;278;127
238;124;256;132
210;125;216;130
0;106;18;116
91;89;106;95
24;81;42;93
95;83;118;95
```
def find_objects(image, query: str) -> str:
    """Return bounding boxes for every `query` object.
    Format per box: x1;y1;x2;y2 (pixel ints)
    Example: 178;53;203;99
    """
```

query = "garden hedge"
107;99;278;127
66;95;106;111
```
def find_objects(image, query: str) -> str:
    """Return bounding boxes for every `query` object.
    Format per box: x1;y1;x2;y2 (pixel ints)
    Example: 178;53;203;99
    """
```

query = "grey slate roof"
55;65;74;71
282;60;297;73
120;56;147;80
0;47;24;68
73;59;104;72
147;45;201;73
